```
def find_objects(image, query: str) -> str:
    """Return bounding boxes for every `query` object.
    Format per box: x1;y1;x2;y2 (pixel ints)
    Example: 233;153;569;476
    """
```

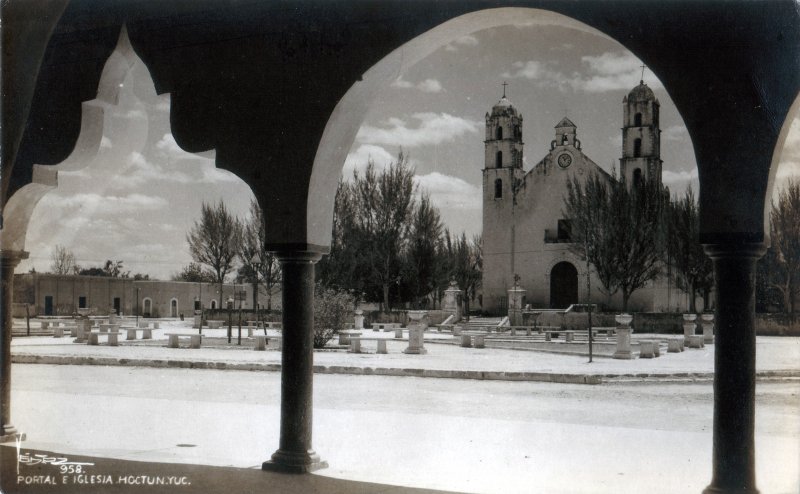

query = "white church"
480;80;682;315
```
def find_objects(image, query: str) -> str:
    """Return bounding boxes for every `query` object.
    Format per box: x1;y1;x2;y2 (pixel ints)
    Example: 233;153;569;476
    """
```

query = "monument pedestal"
613;313;634;359
403;310;428;354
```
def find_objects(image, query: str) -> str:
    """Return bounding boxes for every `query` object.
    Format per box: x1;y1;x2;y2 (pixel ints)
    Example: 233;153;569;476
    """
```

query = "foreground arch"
2;2;799;492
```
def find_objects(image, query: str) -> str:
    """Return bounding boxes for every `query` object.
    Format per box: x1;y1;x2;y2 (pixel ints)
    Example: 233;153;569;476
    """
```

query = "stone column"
403;310;428;354
263;251;327;473
612;313;633;360
507;284;526;327
702;244;765;494
701;312;715;344
1;250;28;442
353;309;364;330
683;313;697;343
443;280;462;322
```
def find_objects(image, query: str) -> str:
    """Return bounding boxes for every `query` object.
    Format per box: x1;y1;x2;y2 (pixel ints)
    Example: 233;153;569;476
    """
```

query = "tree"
768;180;800;315
173;262;216;283
451;233;482;317
404;194;443;308
313;285;355;348
238;199;281;310
50;245;77;275
186;200;242;306
565;172;665;312
666;188;713;312
77;259;129;278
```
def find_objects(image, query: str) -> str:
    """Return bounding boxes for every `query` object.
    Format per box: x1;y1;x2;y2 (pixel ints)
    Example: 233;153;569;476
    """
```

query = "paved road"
8;364;800;494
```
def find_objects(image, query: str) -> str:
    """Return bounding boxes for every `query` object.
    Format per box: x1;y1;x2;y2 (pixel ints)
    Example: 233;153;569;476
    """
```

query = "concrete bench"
338;330;362;345
639;340;656;358
251;334;282;350
687;335;704;349
207;320;224;329
394;328;404;339
166;333;202;349
460;334;485;348
125;328;153;340
88;331;120;346
98;323;120;333
371;323;399;332
263;321;282;329
349;337;387;354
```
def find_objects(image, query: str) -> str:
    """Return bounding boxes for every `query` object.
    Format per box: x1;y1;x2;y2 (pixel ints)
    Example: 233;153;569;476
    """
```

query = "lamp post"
251;253;263;336
227;296;234;343
136;287;140;326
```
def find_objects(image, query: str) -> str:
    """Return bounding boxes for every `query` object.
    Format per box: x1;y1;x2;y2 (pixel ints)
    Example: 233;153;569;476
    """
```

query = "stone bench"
251;334;282;351
88;331;120;346
394;328;404;339
207;320;224;329
460;334;485;348
263;321;282;329
639;340;656;358
338;330;362;345
125;327;153;340
687;335;704;349
371;323;399;332
98;323;120;333
667;338;685;353
349;337;388;354
166;333;202;349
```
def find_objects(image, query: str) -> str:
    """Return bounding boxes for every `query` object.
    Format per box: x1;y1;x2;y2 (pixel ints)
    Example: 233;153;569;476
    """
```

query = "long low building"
13;273;281;317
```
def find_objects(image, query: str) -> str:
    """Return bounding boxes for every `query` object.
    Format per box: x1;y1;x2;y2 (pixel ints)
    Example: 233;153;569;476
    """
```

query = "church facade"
481;82;679;314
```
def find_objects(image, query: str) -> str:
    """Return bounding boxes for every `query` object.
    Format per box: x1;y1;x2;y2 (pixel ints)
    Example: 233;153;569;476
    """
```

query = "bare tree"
565;172;665;312
769;180;800;315
50;245;77;275
666;188;713;312
186;200;242;305
404;194;443;308
238;199;281;310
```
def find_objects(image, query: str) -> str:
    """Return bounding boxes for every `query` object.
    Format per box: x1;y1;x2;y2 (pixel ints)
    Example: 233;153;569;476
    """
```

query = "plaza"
2;317;799;493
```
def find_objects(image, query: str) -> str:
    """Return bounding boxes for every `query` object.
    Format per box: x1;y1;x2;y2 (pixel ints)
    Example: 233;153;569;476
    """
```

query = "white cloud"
50;192;168;214
444;34;479;52
502;51;664;94
111;151;194;186
342;144;395;177
391;77;444;93
356;113;481;148
661;124;689;142
100;136;113;149
502;60;562;81
662;168;699;190
414;172;482;211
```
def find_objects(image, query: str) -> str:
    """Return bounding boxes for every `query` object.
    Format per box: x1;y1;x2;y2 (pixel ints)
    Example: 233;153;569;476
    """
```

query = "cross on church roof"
640;64;646;84
502;81;508;98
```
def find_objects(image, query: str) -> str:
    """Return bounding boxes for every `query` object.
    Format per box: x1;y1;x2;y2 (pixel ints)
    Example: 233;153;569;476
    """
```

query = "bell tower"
620;79;662;186
482;84;525;313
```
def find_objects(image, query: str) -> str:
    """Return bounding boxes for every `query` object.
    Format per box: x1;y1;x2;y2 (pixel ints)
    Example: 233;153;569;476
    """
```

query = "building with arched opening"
482;80;670;313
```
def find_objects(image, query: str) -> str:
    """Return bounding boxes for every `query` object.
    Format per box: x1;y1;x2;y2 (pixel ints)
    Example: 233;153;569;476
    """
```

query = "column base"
262;449;328;474
403;347;427;354
703;484;759;494
0;426;25;444
612;350;633;360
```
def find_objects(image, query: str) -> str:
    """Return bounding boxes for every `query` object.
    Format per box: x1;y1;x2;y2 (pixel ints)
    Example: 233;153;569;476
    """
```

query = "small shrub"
313;285;355;348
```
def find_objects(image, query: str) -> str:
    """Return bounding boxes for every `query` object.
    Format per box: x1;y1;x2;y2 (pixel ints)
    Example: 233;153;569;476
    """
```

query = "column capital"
0;250;29;269
702;243;766;260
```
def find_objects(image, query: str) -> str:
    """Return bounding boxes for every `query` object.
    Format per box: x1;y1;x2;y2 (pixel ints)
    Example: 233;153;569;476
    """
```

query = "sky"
16;19;800;280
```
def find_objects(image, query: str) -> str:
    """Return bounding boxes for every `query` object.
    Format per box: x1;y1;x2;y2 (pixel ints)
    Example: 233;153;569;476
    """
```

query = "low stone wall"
632;312;683;334
756;313;800;336
523;311;617;330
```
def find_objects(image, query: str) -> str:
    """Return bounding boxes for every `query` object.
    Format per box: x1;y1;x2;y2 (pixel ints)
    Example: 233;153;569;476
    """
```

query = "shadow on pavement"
1;446;464;494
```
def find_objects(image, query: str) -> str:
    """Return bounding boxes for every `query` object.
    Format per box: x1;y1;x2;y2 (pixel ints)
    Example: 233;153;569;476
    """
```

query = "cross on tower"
502;81;508;98
640;64;646;83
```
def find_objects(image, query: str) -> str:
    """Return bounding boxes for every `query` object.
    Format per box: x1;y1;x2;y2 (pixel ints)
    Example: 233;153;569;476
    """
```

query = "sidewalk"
10;320;800;383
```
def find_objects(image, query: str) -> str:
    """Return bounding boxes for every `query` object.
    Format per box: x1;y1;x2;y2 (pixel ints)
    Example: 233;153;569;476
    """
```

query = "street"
9;364;800;494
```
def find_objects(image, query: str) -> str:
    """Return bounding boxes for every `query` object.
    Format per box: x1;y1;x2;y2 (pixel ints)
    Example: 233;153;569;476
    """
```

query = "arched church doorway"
550;262;578;309
170;298;178;317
